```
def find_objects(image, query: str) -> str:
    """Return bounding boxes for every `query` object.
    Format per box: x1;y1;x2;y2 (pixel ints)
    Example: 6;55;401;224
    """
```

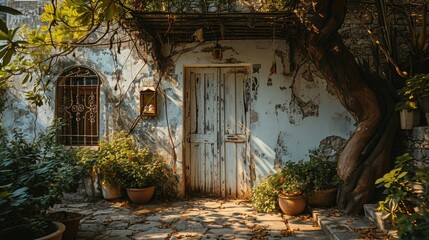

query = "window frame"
55;66;100;146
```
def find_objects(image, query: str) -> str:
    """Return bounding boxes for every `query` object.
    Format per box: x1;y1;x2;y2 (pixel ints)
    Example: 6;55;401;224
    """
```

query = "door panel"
185;66;249;198
221;69;249;198
186;68;220;196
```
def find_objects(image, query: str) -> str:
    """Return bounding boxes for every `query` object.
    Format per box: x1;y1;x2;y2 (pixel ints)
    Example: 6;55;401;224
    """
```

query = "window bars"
56;67;100;146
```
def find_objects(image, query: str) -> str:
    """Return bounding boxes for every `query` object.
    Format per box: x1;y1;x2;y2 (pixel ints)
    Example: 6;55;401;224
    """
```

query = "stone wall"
403;127;429;168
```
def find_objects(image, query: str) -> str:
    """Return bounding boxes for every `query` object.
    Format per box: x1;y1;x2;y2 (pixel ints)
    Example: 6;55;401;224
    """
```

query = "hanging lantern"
212;44;222;60
140;87;157;117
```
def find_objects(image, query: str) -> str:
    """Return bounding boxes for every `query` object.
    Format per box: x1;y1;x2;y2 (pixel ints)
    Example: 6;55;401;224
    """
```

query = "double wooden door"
184;66;250;198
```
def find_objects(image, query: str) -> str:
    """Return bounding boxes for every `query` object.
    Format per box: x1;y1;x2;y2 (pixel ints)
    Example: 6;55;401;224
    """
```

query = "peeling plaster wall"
3;0;356;196
172;40;356;182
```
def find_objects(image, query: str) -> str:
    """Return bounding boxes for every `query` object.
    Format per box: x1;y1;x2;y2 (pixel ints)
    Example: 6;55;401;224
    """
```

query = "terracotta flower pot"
126;186;155;204
49;211;82;240
308;188;338;207
101;181;123;200
1;221;65;240
35;221;66;240
278;194;306;216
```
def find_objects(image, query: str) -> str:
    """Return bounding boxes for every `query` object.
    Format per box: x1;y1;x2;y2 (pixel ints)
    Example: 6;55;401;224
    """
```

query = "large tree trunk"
296;0;398;213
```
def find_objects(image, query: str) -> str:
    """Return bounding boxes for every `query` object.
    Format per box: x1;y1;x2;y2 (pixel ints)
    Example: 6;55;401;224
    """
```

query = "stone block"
412;127;429;141
131;227;173;240
128;221;161;231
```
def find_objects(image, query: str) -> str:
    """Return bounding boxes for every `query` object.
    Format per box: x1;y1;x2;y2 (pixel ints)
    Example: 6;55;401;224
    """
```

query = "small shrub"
0;122;79;238
376;153;429;239
251;178;279;213
77;131;179;200
304;150;342;191
270;161;307;195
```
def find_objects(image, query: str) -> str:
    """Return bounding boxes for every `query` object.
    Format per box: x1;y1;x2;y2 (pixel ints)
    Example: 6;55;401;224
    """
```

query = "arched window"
56;67;100;146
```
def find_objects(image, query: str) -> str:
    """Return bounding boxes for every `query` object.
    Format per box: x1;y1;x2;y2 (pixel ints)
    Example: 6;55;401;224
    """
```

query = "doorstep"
311;208;397;240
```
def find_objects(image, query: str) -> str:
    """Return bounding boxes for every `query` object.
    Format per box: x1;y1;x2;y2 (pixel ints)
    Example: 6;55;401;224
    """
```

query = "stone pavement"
51;193;328;240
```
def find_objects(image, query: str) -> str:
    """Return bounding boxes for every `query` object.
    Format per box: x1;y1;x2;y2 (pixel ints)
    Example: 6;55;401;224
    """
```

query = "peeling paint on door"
184;66;251;198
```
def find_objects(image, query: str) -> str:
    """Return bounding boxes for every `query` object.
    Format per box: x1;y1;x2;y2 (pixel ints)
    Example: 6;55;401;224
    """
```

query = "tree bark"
296;0;398;213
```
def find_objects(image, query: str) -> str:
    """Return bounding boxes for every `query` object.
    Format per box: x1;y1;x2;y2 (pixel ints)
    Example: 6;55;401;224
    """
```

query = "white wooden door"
185;67;250;198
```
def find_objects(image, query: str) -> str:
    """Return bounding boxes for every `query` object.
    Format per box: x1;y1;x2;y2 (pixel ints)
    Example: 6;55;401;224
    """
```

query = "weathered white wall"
171;40;355;182
3;0;356;196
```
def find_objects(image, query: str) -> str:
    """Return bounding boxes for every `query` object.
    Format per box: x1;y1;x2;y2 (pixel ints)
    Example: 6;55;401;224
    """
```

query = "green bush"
251;177;279;213
400;73;429;98
270;161;307;195
376;153;429;239
304;150;342;191
0;123;79;238
77;131;179;200
121;148;161;188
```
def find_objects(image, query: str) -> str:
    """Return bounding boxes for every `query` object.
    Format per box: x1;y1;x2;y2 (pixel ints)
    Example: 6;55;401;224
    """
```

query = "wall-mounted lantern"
212;43;222;60
140;87;157;117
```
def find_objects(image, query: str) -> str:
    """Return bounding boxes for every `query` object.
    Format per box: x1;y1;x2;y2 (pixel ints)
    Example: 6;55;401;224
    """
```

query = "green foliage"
304;150;342;191
0;122;79;238
251;149;342;213
121;148;165;188
0;6;22;70
77;131;179;200
94;131;136;185
376;153;429;239
395;100;418;111
251;178;279;213
400;74;429;99
0;0;133;106
270;161;307;196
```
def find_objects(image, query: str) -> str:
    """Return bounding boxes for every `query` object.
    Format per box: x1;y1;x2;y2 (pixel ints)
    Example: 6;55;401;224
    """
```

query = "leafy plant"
400;74;429;99
304;150;342;191
270;161;307;196
75;147;98;177
79;131;179;199
375;153;429;239
121;148;166;189
95;131;135;185
0;6;23;69
395;99;418;111
0;123;79;239
251;177;279;213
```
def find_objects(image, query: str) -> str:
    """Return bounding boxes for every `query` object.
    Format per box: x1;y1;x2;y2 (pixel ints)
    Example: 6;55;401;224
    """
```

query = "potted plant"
121;147;170;204
94;131;133;200
47;211;82;240
271;161;307;216
304;150;342;207
0;123;79;239
251;177;280;213
375;153;429;239
401;73;429;112
76;148;100;198
396;99;420;129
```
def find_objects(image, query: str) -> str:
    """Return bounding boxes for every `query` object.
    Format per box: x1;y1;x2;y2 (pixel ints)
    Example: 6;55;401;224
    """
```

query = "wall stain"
275;49;290;75
225;58;242;64
317;136;347;161
274;131;290;169
250;110;259;123
249;153;256;182
251;77;259;101
274;103;288;116
253;64;261;73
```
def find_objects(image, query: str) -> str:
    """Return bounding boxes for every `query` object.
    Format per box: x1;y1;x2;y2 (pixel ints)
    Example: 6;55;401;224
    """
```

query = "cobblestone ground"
51;192;327;240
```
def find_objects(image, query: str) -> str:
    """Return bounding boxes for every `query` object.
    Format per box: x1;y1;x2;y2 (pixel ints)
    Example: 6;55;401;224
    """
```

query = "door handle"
224;135;246;143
